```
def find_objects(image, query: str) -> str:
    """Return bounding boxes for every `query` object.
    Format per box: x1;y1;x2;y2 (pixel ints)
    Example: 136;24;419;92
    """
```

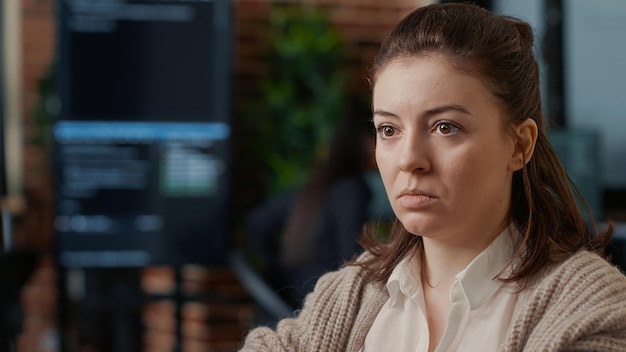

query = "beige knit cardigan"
238;250;626;351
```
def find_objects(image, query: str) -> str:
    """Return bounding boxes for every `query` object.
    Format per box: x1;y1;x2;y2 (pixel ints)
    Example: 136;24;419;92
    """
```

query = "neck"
420;227;504;287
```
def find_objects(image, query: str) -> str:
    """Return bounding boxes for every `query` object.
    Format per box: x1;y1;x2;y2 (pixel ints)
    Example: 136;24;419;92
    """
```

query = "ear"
508;118;538;171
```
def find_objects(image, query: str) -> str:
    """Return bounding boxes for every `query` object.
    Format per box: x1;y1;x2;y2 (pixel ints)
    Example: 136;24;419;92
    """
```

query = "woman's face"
373;56;518;246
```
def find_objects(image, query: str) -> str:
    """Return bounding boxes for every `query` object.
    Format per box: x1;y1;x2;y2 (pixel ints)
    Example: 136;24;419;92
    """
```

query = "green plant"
246;3;348;195
32;68;54;150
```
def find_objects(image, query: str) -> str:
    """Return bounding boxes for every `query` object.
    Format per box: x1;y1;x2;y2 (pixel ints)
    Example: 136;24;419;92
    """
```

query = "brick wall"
14;0;431;351
13;1;57;351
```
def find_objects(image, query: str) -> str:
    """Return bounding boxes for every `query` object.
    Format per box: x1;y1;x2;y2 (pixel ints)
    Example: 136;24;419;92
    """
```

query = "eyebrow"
373;104;470;119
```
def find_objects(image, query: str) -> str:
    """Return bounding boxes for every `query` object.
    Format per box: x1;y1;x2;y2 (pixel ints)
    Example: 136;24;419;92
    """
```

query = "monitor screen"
54;0;232;267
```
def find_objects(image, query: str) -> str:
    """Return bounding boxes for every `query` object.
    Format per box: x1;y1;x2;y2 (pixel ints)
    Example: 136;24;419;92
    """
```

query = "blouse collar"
386;225;517;310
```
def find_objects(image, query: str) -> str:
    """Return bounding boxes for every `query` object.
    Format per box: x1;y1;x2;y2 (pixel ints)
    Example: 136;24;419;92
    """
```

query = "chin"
398;215;434;236
399;222;430;237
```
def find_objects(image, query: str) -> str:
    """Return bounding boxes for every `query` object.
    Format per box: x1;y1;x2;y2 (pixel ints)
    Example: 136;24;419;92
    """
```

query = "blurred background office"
1;0;626;351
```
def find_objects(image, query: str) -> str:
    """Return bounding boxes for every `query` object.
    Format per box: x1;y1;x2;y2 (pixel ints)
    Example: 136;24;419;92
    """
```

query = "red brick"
21;18;55;65
22;0;55;16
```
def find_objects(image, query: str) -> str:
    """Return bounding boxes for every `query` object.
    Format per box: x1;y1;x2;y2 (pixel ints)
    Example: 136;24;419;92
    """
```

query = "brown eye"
436;122;459;135
383;126;395;137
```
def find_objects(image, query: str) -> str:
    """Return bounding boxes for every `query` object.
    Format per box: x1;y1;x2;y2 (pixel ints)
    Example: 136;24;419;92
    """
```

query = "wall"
14;0;430;351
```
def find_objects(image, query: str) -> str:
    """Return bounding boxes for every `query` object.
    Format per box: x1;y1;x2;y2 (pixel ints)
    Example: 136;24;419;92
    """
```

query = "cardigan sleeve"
238;263;374;352
505;250;626;351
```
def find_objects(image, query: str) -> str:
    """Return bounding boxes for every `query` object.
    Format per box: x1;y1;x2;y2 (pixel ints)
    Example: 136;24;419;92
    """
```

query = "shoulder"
300;256;387;349
311;252;376;293
509;250;626;350
526;250;626;305
303;252;387;328
240;254;387;351
539;250;626;289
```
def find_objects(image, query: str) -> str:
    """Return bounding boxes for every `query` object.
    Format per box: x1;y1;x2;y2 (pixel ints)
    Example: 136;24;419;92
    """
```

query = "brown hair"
356;3;614;285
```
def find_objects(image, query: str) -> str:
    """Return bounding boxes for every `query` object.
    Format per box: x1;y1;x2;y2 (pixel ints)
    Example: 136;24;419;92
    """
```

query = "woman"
245;99;384;309
239;3;626;351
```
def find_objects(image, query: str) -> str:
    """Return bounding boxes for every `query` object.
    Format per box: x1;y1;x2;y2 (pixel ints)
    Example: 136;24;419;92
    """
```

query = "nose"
397;132;431;173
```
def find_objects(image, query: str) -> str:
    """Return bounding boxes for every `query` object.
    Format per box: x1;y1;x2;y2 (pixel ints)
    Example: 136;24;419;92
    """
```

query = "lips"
397;189;438;208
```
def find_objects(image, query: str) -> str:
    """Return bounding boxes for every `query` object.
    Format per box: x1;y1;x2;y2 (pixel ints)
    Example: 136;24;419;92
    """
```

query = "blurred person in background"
245;99;392;309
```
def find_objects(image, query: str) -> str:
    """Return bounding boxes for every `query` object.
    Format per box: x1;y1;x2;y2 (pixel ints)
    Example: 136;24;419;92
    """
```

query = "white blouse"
362;228;519;352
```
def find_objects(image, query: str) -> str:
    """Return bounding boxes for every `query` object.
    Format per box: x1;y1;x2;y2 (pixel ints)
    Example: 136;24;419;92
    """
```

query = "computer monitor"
53;0;233;268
